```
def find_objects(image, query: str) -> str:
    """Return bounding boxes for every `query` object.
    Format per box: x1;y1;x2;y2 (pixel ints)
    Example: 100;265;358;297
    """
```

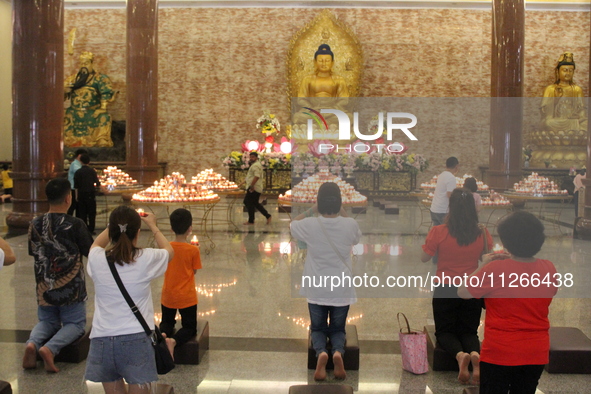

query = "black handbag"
107;255;175;375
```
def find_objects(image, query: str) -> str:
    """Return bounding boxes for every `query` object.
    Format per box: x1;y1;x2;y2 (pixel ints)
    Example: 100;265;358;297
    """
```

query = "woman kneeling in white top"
85;206;174;394
290;182;361;381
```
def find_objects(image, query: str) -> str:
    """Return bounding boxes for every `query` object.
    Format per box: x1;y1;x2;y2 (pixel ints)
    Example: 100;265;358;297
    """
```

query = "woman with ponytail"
85;206;174;394
421;188;492;385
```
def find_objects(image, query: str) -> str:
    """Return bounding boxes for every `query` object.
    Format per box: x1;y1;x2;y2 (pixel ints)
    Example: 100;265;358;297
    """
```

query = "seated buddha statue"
540;52;587;138
292;44;351;132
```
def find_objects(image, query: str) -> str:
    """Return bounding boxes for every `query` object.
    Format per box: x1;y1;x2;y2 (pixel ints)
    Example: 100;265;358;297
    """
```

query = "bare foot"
314;352;328;381
456;352;470;384
470;352;480;385
266;216;272;225
22;342;37;369
39;346;59;373
243;222;254;226
162;333;176;361
333;351;347;380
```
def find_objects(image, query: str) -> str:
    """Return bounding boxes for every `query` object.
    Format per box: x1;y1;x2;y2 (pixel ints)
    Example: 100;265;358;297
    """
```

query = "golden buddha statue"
292;44;352;136
64;52;117;147
298;44;349;100
531;52;587;167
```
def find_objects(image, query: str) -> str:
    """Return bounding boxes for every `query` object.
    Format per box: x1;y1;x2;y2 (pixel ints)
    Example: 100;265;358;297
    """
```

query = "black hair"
463;177;478;193
446;157;459;169
106;206;142;265
579;169;586;176
317;182;342;215
446;188;480;246
75;148;88;157
497;211;545;258
315;44;334;60
80;153;90;165
170;208;193;235
45;178;71;205
2;164;8;171
249;152;258;158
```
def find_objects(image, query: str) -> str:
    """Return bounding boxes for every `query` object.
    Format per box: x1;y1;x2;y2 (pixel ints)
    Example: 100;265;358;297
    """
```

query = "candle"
191;235;199;246
492;243;504;254
136;208;147;217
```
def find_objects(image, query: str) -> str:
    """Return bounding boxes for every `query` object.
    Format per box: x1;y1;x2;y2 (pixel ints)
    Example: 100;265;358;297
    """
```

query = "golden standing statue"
531;52;587;167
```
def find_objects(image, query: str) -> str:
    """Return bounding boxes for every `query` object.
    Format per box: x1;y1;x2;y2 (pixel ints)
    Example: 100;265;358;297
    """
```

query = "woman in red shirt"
458;211;557;394
421;188;492;384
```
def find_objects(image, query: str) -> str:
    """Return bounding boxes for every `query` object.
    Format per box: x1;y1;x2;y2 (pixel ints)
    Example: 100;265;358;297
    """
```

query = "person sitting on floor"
1;164;13;203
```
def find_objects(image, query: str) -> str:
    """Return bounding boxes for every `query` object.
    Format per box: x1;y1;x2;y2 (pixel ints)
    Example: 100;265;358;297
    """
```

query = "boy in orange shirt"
160;208;202;351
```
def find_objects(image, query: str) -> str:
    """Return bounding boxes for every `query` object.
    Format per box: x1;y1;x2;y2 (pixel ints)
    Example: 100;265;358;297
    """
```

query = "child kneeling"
160;208;202;352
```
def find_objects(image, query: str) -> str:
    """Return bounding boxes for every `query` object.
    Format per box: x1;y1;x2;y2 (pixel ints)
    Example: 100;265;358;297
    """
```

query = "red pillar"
487;0;525;190
7;0;64;233
574;18;591;239
125;0;160;185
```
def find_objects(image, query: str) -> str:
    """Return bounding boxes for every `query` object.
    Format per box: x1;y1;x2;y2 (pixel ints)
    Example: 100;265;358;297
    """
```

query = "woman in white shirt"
85;206;173;394
290;182;361;381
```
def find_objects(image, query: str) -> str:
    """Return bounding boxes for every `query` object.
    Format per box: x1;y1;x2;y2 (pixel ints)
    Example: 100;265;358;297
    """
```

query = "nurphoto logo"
304;109;418;154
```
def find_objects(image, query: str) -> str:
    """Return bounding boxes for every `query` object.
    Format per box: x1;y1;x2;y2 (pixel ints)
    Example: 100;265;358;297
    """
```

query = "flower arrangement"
223;149;428;174
222;151;291;171
257;110;280;136
355;152;428;173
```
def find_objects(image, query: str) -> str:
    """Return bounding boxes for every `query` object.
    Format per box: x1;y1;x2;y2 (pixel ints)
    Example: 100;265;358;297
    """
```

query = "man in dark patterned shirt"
23;178;93;373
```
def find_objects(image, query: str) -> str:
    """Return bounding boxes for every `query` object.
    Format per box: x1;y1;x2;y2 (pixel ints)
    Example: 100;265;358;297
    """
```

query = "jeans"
243;190;270;223
85;332;157;385
160;304;197;348
480;362;545;394
308;303;349;357
27;302;86;356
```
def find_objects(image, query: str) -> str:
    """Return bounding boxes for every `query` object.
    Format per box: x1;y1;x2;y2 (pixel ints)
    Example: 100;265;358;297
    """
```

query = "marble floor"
1;198;591;393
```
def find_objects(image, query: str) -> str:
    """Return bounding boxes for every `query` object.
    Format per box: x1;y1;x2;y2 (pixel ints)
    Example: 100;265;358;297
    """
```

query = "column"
7;0;64;234
126;0;160;185
487;0;525;190
573;23;591;239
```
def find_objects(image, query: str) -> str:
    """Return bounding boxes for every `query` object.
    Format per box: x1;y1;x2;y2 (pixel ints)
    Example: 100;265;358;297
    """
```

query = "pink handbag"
397;312;429;374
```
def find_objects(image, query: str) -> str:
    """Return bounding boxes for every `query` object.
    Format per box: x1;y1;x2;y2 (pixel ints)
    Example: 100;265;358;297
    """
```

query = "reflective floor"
1;198;590;393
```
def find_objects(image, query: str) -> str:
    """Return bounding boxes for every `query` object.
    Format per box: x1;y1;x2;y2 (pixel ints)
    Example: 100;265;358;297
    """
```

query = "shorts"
3;188;11;195
85;332;158;385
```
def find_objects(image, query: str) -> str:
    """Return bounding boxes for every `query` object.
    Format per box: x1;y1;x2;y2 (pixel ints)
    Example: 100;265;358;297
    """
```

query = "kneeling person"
23;178;93;372
160;208;202;352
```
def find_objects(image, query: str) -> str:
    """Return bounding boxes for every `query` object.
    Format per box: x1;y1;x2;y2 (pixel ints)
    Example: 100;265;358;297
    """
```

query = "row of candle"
420;174;489;191
512;173;568;195
279;172;367;204
99;166;138;188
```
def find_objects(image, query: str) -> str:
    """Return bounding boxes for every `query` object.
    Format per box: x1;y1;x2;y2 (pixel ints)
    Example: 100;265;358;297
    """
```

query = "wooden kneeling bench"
289;384;353;394
0;381;12;394
173;319;209;365
546;327;591;374
307;324;359;371
384;204;399;214
424;325;480;372
36;329;90;363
